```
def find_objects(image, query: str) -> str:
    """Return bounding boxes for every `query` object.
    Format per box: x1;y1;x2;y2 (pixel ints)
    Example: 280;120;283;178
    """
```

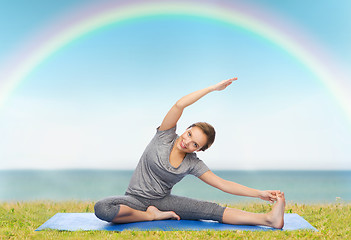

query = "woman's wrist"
256;190;263;198
208;85;217;92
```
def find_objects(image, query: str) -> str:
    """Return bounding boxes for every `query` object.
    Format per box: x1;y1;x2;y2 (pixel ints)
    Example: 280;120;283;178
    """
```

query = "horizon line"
1;168;350;171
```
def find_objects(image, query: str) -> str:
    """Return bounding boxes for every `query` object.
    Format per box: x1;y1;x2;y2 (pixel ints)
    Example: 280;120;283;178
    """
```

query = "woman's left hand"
211;77;238;91
258;190;281;203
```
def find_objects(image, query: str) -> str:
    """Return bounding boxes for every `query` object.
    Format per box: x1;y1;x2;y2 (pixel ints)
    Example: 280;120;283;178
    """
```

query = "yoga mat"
36;213;317;231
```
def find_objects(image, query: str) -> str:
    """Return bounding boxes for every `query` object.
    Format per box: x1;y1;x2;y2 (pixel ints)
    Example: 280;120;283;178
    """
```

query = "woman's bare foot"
146;206;180;221
266;192;285;228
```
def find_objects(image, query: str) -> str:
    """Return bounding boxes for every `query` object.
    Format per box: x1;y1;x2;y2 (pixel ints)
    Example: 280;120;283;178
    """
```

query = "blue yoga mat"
36;213;317;231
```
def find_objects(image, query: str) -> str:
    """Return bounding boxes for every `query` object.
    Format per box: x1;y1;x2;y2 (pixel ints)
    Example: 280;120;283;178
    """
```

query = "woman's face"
176;126;208;153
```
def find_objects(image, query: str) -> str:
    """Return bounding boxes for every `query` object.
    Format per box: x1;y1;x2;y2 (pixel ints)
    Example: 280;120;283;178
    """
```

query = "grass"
0;201;350;239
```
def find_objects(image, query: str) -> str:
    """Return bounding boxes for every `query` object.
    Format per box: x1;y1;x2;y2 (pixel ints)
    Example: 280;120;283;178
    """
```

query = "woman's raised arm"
159;77;237;131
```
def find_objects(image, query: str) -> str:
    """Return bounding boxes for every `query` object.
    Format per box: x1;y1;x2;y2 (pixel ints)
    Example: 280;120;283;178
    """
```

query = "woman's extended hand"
211;77;238;91
258;190;281;203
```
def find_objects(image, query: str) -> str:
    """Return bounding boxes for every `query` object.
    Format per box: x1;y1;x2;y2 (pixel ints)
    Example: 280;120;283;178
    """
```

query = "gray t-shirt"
125;126;210;199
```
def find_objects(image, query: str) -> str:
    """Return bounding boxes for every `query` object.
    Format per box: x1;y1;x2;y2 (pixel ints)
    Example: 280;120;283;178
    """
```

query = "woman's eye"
194;143;198;148
188;132;191;137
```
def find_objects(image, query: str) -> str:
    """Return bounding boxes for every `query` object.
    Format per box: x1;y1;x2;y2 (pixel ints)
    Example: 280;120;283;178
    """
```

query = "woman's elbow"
175;100;186;110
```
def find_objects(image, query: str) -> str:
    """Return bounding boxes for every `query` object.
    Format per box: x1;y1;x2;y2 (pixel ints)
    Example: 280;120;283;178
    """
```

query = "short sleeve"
156;125;177;143
189;157;210;177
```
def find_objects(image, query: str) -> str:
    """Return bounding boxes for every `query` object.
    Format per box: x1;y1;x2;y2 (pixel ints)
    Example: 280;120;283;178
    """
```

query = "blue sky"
0;0;350;170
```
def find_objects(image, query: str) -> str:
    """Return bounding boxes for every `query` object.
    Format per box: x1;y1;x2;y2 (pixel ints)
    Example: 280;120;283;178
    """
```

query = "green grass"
0;201;350;239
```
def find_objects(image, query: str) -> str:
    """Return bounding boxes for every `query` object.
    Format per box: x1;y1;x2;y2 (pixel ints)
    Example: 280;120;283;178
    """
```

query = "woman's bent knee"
94;199;121;222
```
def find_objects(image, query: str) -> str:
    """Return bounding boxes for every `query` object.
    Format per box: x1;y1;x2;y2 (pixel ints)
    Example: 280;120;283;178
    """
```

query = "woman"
94;78;285;228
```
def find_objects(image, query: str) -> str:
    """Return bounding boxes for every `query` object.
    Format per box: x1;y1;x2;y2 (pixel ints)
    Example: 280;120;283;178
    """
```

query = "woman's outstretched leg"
112;205;180;223
222;192;285;228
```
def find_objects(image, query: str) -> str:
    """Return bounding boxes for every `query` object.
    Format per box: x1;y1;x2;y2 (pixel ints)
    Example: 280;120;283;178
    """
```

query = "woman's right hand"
258;190;282;203
211;77;238;91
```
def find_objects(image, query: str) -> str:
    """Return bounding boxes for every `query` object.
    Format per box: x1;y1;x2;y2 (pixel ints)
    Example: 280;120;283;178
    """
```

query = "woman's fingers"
214;77;238;91
259;190;283;203
224;77;237;85
269;193;276;202
268;190;282;202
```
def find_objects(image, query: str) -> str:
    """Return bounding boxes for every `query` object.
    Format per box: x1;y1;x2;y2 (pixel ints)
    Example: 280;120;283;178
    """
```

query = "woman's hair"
187;122;215;151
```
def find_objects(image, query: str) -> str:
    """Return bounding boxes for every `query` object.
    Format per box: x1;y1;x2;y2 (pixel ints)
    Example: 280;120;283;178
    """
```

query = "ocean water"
0;170;350;203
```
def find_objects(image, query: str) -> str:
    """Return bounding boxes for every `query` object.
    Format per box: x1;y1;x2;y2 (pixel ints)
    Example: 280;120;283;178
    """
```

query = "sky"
0;0;350;170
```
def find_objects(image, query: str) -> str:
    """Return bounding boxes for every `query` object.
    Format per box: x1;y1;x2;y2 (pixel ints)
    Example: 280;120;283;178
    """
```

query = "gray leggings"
94;194;226;223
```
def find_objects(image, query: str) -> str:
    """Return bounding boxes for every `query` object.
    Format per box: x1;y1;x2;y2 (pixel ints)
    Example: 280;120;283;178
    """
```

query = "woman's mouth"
180;141;186;149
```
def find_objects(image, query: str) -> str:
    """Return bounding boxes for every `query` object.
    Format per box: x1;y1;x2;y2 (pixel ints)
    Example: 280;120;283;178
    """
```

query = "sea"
1;170;350;204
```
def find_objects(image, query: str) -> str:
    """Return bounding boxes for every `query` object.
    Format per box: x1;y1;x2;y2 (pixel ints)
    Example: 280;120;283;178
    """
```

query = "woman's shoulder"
156;125;177;133
186;153;210;177
155;125;177;142
186;152;201;163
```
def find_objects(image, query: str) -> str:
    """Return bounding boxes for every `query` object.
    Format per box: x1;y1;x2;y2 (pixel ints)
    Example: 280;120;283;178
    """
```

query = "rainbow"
0;0;350;121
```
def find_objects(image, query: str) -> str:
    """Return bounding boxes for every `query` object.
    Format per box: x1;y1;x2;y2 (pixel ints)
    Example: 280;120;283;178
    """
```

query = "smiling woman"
94;77;286;229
